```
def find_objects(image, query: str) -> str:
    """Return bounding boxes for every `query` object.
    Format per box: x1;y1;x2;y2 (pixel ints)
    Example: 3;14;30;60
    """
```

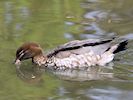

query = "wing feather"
47;38;113;58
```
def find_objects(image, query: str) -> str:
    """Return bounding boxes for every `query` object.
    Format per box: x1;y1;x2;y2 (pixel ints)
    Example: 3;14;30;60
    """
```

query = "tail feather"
113;40;128;54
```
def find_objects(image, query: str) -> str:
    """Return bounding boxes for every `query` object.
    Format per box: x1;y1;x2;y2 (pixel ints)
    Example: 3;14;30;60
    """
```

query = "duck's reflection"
16;64;43;84
16;63;114;82
49;65;114;81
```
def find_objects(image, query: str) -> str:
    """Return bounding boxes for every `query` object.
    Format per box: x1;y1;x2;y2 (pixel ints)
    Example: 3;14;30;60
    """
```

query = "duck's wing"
47;38;114;58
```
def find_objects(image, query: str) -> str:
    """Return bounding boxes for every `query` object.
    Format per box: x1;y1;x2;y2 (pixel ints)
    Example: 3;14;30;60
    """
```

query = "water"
0;0;133;100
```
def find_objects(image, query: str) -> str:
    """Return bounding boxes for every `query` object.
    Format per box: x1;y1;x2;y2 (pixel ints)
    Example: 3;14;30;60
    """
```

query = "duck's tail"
113;40;128;53
108;40;128;54
105;39;128;54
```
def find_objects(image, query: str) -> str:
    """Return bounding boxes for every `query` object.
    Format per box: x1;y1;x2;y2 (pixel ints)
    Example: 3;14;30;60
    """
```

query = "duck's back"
47;38;113;58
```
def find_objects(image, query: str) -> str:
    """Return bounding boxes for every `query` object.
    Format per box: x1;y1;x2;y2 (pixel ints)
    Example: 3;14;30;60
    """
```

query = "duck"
14;38;128;70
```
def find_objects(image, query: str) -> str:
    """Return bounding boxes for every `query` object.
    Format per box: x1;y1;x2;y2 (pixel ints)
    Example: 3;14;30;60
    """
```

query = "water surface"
0;0;133;100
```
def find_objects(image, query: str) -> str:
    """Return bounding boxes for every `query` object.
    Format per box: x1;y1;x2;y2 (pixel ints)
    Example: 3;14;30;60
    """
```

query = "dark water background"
0;0;133;100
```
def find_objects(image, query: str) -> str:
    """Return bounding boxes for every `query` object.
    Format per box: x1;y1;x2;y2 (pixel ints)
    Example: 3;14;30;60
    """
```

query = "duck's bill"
14;59;21;65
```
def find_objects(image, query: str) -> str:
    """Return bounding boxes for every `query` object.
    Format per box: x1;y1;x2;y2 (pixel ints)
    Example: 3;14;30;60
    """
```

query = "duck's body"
43;51;113;70
15;38;128;70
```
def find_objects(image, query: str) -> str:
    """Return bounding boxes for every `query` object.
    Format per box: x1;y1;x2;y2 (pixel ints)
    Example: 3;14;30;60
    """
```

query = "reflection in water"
84;10;108;20
121;33;133;40
16;64;43;84
52;66;114;81
16;63;114;82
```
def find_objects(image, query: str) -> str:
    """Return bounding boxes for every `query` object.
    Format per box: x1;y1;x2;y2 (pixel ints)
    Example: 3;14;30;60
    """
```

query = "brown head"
14;42;47;65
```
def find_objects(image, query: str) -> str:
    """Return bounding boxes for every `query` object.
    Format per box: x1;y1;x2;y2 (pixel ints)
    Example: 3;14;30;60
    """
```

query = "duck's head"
14;42;47;66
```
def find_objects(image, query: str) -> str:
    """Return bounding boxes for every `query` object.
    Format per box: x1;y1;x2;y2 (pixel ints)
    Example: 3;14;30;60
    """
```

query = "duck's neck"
33;54;48;66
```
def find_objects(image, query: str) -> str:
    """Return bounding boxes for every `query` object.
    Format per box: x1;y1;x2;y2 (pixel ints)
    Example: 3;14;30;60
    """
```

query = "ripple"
84;10;108;21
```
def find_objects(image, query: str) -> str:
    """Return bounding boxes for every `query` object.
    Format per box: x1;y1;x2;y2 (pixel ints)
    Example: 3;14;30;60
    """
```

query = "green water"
0;0;133;100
